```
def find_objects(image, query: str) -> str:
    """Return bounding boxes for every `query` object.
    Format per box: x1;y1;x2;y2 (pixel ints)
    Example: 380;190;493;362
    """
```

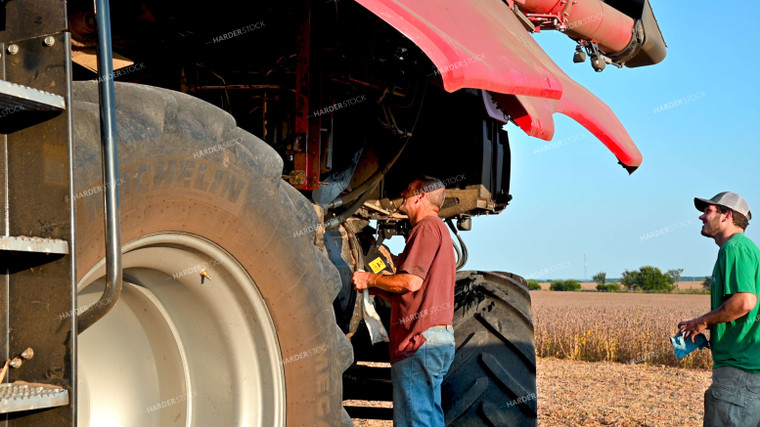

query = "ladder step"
0;80;65;113
344;405;393;420
0;382;69;414
0;236;69;255
343;364;393;401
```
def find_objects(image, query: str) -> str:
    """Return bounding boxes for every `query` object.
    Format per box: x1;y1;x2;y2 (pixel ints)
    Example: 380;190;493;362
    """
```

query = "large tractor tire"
72;81;353;426
443;271;537;426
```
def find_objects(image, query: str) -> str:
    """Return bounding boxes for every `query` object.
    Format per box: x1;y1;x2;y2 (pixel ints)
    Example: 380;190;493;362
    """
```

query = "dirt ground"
537;357;711;426
350;357;712;426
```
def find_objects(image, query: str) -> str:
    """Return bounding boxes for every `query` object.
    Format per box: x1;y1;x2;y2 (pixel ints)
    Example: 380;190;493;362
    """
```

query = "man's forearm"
701;293;756;326
369;273;422;294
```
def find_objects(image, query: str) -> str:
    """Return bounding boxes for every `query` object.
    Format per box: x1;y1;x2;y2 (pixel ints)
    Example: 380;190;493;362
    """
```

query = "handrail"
77;0;123;333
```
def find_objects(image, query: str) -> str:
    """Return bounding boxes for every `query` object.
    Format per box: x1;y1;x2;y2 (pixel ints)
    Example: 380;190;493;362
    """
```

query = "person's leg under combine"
391;327;455;427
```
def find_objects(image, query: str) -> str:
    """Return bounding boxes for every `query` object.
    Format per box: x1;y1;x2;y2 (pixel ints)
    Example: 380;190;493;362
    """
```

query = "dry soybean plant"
531;292;712;369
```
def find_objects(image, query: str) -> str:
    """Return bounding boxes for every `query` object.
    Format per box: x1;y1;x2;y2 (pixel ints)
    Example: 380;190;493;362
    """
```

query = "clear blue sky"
392;0;760;280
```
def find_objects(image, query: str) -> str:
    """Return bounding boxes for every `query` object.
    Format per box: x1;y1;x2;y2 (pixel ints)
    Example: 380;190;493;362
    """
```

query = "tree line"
527;266;701;292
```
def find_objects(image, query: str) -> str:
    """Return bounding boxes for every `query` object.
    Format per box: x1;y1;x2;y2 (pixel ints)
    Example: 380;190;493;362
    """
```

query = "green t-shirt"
710;233;760;372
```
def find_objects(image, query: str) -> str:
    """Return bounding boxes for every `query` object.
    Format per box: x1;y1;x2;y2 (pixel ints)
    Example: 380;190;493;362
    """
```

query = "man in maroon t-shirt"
353;177;456;427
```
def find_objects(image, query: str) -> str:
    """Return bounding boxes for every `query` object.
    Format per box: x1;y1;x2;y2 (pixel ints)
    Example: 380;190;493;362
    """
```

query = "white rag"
362;289;389;344
359;270;389;344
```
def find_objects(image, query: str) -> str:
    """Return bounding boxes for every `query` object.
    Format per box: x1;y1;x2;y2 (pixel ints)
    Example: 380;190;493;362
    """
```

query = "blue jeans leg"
704;366;760;427
391;326;455;427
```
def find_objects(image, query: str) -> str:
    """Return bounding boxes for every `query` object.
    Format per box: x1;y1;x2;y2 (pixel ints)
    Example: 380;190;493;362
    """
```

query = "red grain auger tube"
517;0;634;53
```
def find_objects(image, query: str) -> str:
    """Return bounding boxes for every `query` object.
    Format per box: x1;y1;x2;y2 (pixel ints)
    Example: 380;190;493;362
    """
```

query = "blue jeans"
705;366;760;427
390;326;455;427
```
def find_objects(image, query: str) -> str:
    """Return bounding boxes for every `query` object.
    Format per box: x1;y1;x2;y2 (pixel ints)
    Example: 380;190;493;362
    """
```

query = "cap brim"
694;197;711;212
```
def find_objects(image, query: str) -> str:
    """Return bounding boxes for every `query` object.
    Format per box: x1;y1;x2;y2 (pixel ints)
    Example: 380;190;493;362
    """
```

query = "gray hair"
412;176;445;209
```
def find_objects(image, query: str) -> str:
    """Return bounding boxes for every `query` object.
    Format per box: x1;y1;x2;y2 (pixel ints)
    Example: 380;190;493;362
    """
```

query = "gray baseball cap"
694;192;752;220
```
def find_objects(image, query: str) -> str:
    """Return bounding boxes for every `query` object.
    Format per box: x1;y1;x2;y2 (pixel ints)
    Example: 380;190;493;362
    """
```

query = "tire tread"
443;270;536;427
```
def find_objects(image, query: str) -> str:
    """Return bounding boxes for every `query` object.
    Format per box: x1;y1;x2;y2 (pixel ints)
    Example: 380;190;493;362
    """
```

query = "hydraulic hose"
446;218;468;271
451;236;462;269
324;182;379;229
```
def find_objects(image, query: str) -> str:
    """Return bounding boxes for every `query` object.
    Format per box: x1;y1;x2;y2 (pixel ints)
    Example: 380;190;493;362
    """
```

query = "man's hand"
352;271;375;291
678;317;708;343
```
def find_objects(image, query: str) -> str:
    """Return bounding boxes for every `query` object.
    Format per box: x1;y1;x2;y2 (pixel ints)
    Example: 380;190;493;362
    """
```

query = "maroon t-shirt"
390;216;456;363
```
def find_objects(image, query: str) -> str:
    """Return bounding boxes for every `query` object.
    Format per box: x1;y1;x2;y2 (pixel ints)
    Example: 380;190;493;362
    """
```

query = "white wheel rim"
76;232;286;426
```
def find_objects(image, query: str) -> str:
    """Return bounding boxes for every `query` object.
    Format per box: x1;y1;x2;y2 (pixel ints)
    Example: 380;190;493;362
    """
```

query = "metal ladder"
0;0;76;424
0;0;123;422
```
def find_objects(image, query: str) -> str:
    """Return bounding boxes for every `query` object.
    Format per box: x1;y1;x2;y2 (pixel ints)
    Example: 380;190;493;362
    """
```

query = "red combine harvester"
0;0;664;425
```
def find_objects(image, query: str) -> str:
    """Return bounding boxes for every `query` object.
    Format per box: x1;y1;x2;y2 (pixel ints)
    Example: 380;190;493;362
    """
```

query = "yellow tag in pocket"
368;257;387;274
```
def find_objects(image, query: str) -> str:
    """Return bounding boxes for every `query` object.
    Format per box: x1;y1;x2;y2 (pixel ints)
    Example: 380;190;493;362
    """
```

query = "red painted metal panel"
354;0;642;170
353;0;562;99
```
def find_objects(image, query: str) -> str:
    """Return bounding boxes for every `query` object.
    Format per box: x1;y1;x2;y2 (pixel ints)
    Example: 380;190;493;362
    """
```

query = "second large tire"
443;271;537;426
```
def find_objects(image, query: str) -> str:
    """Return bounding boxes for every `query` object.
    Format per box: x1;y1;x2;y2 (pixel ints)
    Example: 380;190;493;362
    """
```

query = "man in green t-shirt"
679;191;760;426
